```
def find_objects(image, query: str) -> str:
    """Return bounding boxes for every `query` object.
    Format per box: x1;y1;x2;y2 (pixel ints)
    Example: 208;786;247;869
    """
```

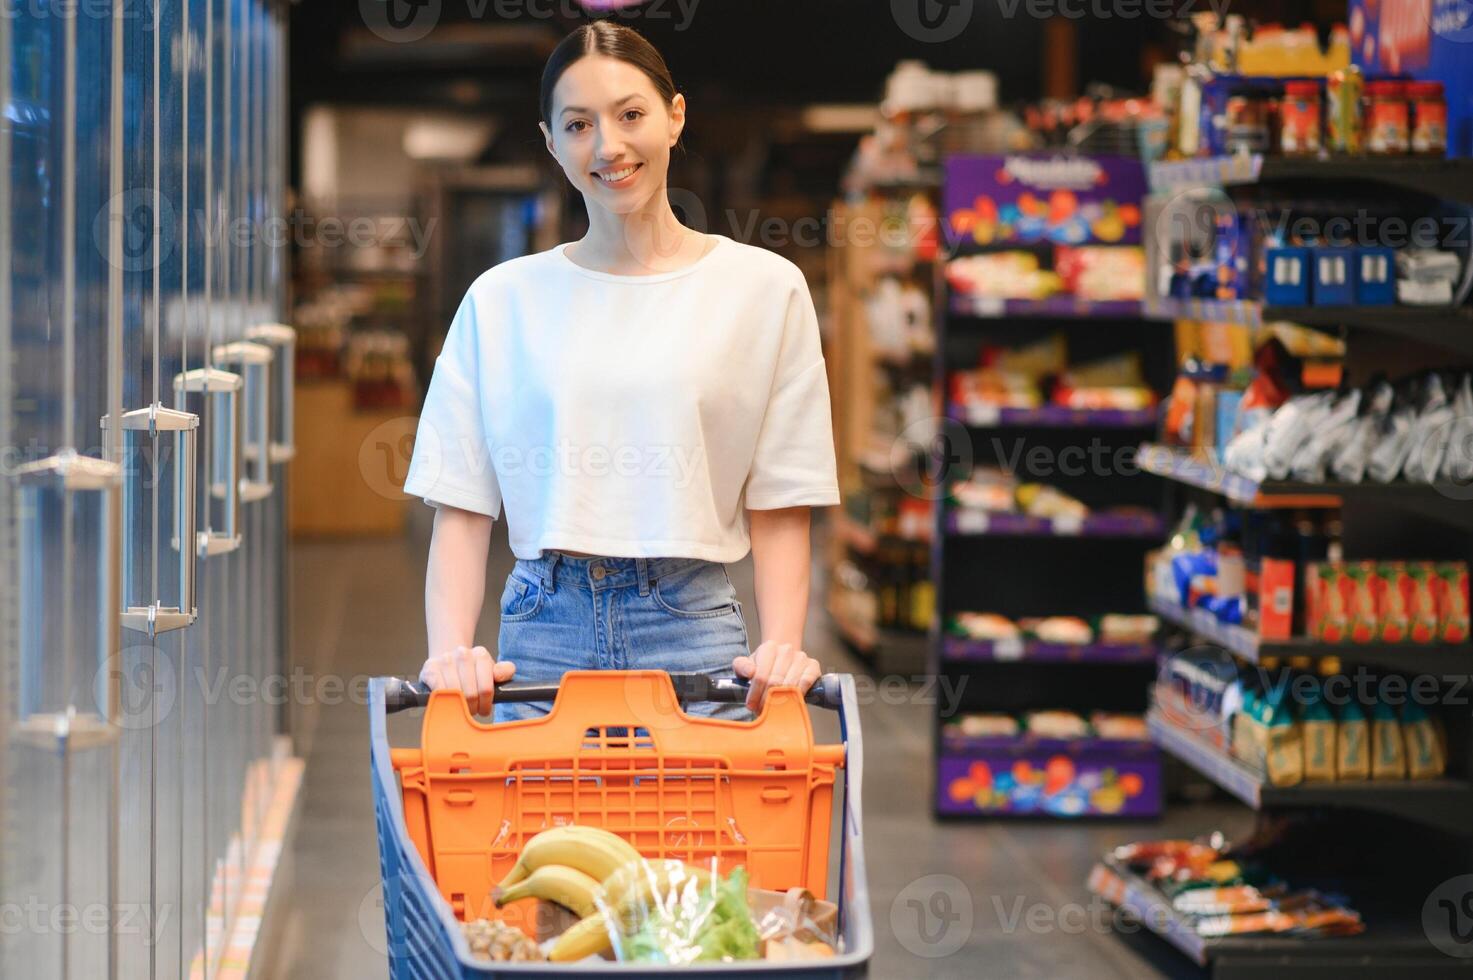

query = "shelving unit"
930;152;1169;820
1090;154;1473;976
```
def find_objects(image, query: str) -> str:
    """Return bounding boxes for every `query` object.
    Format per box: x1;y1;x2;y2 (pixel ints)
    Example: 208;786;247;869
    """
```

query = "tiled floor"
274;509;1242;978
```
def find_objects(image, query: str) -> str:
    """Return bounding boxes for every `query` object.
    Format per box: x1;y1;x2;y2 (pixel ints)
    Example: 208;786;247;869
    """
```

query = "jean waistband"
515;552;718;593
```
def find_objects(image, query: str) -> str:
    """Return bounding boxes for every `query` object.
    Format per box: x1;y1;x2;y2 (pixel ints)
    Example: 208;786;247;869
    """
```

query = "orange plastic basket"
389;670;845;927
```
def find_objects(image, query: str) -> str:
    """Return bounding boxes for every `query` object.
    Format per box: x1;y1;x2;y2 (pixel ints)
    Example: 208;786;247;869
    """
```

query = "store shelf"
1149;594;1473;674
947;508;1165;538
949;402;1158;429
943;634;1156;663
1088;857;1468;975
1147;710;1473;836
1137;443;1473;524
1142;295;1473;358
949;294;1145;320
937;739;1161;818
1148;154;1473;206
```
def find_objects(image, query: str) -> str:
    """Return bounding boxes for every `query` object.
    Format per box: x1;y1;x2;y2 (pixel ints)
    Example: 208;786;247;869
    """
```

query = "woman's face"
540;55;684;215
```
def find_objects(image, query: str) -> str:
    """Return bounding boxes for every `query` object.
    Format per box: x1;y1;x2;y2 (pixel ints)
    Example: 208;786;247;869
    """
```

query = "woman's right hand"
419;645;516;716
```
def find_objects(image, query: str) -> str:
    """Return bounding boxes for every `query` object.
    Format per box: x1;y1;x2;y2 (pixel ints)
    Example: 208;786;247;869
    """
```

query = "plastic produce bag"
1442;374;1473;484
597;859;761;965
1404;373;1454;483
1290;389;1361;483
1332;381;1394;483
754;887;839;961
1224;417;1270;483
1263;392;1335;481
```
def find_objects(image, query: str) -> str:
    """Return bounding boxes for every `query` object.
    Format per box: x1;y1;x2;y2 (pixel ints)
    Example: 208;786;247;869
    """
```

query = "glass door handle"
175;367;243;557
11;452;124;747
102;403;200;635
213;341;275;503
244;322;296;463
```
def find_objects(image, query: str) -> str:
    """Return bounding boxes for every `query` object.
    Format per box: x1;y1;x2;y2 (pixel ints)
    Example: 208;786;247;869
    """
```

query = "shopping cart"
369;669;872;977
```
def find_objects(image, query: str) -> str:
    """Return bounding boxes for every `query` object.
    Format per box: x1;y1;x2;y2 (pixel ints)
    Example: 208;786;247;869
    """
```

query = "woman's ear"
538;121;556;159
667;93;686;147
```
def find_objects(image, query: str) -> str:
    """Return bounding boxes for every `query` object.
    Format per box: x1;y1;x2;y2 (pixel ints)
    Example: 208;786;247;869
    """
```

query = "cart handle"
383;671;843;714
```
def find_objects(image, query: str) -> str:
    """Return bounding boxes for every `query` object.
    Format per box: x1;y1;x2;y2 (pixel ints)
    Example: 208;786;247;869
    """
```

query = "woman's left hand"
732;641;822;713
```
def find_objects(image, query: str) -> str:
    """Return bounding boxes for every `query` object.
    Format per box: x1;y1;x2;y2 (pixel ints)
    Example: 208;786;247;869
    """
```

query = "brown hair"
539;21;678;125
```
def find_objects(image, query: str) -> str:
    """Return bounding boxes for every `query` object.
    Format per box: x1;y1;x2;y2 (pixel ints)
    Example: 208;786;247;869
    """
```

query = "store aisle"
274;511;1245;978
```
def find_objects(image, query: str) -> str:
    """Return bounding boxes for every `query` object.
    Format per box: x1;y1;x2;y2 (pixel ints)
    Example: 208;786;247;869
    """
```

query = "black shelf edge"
1147;710;1473;837
1149;154;1473;207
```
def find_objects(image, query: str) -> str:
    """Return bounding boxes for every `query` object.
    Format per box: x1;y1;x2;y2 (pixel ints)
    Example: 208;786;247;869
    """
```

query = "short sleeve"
402;286;503;519
742;273;841;510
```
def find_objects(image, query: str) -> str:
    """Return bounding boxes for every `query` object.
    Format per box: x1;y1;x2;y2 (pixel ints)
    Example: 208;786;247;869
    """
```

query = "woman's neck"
569;190;707;275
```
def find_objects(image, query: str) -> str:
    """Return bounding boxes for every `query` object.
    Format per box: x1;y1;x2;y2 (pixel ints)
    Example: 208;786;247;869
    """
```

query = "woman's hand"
419;645;516;717
732;641;821;713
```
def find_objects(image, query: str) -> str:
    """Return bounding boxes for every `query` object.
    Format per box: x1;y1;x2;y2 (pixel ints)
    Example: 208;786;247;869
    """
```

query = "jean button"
591;565;607;581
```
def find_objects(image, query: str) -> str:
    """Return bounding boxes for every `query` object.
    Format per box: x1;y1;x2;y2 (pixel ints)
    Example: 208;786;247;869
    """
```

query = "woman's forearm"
425;504;494;657
747;506;811;648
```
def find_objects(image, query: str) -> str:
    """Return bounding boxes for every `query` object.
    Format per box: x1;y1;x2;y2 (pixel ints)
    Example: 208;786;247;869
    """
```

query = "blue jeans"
493;551;753;724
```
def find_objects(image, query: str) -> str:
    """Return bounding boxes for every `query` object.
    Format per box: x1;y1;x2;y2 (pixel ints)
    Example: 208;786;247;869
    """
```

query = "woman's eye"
566;120;587;133
622;110;643;122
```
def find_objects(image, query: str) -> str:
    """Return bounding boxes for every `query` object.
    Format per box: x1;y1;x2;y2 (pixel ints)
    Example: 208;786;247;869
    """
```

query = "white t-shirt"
403;233;841;562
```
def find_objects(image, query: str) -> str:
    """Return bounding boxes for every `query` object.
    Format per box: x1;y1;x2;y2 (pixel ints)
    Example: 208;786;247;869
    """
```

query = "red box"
1258;557;1296;641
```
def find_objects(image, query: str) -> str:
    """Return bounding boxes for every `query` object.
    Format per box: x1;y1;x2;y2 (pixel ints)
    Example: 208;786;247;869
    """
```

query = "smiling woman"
409;21;841;722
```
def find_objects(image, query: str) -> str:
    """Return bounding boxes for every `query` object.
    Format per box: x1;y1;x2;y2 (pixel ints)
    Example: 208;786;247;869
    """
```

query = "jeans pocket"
499;574;545;622
651;564;739;619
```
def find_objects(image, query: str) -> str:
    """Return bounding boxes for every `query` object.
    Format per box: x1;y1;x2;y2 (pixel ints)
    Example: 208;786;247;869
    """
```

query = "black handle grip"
382;672;842;715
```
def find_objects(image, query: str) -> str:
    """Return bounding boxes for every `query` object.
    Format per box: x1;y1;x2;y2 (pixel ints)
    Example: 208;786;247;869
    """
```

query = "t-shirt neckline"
555;234;726;283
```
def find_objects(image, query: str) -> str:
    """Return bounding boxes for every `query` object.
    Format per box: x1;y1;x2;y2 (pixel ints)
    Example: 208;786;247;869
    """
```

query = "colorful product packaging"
1345;561;1378;644
1402;702;1446;780
1335;698;1370;780
1299;683;1337;783
1370;699;1407;780
1375;562;1410;643
1257;558;1295;641
1406;561;1441;644
1434;562;1469;643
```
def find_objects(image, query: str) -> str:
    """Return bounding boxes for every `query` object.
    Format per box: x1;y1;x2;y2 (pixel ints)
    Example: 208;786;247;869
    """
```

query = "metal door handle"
213;341;274;502
244;322;296;463
175;367;243;557
102;403;200;635
11;452;124;745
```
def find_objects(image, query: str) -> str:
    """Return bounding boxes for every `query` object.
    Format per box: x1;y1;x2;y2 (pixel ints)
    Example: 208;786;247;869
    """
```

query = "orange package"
1406;562;1441;644
1346;561;1378;644
1435;562;1469;643
1375;562;1409;643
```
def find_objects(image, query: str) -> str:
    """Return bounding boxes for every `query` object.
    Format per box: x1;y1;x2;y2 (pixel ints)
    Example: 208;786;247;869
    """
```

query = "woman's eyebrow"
560;93;645;118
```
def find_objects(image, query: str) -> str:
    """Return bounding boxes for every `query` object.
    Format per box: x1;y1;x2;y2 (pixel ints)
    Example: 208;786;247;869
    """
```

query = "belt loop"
544;552;561;593
636;557;652;597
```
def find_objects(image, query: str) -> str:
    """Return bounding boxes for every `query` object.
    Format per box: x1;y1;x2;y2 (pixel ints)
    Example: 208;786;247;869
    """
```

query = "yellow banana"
547;910;613;962
496;826;642;890
492;864;602;918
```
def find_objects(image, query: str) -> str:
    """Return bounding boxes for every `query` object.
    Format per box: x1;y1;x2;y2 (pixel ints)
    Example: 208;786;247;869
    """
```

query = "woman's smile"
593;162;643;188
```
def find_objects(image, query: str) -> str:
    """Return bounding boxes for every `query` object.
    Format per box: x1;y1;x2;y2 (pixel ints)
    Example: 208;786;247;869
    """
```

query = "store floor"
274;510;1247;978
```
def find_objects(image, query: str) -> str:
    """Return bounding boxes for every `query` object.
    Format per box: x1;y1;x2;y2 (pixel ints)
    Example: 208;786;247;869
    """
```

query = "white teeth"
597;165;638;182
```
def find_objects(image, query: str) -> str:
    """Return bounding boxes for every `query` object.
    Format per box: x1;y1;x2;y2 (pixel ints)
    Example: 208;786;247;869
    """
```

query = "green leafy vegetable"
624;866;760;963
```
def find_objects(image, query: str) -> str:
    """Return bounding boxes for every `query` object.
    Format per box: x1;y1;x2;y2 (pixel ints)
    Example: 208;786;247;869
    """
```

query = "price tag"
993;636;1025;661
1052;513;1083;536
968;404;1001;427
955;510;989;534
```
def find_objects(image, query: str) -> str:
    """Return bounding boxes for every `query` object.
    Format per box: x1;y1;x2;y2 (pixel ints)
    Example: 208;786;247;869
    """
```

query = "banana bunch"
489;825;712;962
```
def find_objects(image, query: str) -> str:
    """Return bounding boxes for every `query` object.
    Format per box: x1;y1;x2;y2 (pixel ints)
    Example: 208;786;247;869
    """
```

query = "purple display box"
937;737;1162;818
947;508;1165;539
943;154;1149;250
947;402;1159;429
943;635;1158;663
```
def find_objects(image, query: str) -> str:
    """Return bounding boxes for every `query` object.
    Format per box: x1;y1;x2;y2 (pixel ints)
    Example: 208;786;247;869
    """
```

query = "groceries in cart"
455;824;839;964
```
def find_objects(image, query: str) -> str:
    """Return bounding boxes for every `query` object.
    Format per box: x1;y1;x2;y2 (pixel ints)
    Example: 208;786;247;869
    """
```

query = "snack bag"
1264;698;1304;787
1298;681;1337;783
1434;562;1469;643
1406;562;1441;644
1402;701;1446;780
1375;562;1409;643
1335;698;1370;780
1315;564;1349;643
1370;699;1407;780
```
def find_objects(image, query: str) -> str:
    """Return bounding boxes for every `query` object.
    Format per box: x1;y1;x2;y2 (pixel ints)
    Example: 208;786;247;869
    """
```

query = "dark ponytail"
539;21;678;125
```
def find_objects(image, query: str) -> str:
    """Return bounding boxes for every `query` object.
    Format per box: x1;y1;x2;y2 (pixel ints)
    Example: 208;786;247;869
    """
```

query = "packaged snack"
1028;616;1093;645
1375;562;1409;643
1025;710;1090;739
1404;373;1453;484
1331;380;1393;484
953;714;1020;738
1099;614;1159;645
1406;562;1441;644
1264;701;1304;788
1434;562;1469;643
1440;374;1473;484
1335;698;1370;780
1299;682;1337;783
1313;563;1349;643
1344;562;1378;644
1173;885;1273;916
1091;713;1150;741
1370;699;1407;780
1402;702;1446;780
954;612;1019;640
1257;558;1295;641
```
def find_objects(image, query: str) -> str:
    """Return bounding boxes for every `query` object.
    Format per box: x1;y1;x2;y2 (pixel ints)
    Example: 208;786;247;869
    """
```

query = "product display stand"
930;153;1171;820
